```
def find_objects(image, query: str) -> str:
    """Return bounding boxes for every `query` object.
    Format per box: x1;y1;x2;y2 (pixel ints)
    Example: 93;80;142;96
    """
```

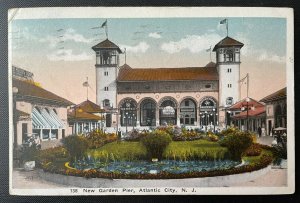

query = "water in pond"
73;159;240;174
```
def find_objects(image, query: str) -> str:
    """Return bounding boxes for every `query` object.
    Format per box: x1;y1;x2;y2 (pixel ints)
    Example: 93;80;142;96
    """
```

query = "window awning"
32;108;64;129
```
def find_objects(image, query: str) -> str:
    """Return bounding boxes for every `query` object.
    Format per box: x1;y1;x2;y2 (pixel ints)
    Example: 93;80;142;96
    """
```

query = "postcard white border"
8;7;295;195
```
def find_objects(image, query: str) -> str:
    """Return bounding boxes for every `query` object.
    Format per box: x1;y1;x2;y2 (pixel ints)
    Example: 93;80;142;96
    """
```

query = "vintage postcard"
8;7;294;195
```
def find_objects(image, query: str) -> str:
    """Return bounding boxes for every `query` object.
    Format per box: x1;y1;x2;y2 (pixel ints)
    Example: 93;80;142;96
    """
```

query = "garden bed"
36;143;273;179
34;128;274;180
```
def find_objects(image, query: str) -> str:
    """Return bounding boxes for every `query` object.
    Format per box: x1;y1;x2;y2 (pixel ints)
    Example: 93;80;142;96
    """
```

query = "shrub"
206;131;219;142
140;130;172;160
219;131;253;161
124;130;148;141
20;144;39;163
62;135;89;162
220;127;239;137
244;143;262;156
36;147;69;163
85;129;117;149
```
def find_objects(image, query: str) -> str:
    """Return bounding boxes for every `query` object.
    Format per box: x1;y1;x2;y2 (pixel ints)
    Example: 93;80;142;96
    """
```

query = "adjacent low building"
228;97;266;133
12;66;73;148
68;99;104;134
260;87;287;135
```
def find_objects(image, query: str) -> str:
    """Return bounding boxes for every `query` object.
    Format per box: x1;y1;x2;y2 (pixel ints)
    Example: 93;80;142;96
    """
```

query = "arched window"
159;98;177;126
199;97;217;127
140;99;156;126
103;99;110;108
119;98;137;127
180;98;197;125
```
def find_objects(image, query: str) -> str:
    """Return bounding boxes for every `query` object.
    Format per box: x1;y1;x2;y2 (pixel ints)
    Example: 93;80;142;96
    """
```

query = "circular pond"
72;159;241;174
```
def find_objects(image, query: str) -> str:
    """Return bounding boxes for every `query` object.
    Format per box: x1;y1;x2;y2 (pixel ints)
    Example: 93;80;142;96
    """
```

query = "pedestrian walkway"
257;135;275;146
12;169;67;189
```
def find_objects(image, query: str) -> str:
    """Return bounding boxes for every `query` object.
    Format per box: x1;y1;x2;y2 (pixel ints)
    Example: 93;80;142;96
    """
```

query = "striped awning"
32;108;64;129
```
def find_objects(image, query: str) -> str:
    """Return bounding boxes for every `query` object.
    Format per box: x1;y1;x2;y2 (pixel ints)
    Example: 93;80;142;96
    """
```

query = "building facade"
92;36;244;132
229;97;266;133
68;100;104;134
12;66;73;148
260;87;287;135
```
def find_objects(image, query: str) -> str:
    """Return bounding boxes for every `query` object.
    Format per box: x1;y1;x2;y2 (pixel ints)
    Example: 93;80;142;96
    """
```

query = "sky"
10;17;287;104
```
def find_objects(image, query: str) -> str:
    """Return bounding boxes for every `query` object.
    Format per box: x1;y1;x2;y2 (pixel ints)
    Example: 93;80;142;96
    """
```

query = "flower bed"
39;153;273;179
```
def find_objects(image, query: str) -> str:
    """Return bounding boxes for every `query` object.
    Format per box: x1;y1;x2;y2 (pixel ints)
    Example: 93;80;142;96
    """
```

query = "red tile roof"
92;39;122;53
232;106;266;119
13;78;73;107
68;110;103;121
260;87;286;103
75;100;105;113
213;36;244;51
117;63;218;82
228;97;264;111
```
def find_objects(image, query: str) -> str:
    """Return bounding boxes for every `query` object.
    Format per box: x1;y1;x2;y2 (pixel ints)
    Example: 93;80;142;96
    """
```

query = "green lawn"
87;141;147;161
242;149;273;165
164;139;228;161
87;140;229;161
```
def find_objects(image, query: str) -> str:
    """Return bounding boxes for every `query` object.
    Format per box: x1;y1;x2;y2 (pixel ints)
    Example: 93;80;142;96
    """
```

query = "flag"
101;20;107;28
206;47;211;52
82;81;89;87
220;19;227;24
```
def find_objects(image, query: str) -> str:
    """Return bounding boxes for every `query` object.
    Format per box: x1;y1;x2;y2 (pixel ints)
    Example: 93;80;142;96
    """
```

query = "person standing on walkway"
258;126;262;137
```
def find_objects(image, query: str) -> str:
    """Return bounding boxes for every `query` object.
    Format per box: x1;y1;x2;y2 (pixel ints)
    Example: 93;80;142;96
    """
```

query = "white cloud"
40;28;93;48
148;32;162;39
63;28;93;43
258;51;285;63
160;33;221;54
120;42;150;53
47;49;92;61
233;33;285;63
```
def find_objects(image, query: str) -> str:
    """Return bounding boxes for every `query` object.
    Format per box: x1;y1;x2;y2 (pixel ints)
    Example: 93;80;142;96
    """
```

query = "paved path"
12;169;68;189
12;168;287;189
230;168;287;187
257;135;275;146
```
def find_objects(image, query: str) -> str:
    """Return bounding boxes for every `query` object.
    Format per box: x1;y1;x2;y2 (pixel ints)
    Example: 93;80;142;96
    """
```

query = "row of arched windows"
118;97;218;127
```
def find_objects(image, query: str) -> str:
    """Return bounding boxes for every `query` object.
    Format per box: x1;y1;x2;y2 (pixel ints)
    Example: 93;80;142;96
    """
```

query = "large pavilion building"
92;36;244;132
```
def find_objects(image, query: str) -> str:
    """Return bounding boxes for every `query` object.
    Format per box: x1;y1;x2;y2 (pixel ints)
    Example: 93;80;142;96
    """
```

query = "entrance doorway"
159;99;177;125
22;123;28;143
268;120;272;135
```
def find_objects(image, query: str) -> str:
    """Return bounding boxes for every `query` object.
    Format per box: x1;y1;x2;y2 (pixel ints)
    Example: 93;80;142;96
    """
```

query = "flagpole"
226;19;228;36
125;48;127;64
210;46;212;61
247;73;249;98
86;77;88;100
105;19;108;39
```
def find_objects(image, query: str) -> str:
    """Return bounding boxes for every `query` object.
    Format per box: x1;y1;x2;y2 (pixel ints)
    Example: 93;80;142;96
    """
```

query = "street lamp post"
246;97;250;131
132;113;135;130
213;108;216;133
205;111;207;132
125;112;128;133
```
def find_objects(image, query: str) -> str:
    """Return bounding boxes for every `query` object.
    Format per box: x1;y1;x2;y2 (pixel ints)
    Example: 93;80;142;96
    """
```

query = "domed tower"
213;37;243;125
92;39;122;126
